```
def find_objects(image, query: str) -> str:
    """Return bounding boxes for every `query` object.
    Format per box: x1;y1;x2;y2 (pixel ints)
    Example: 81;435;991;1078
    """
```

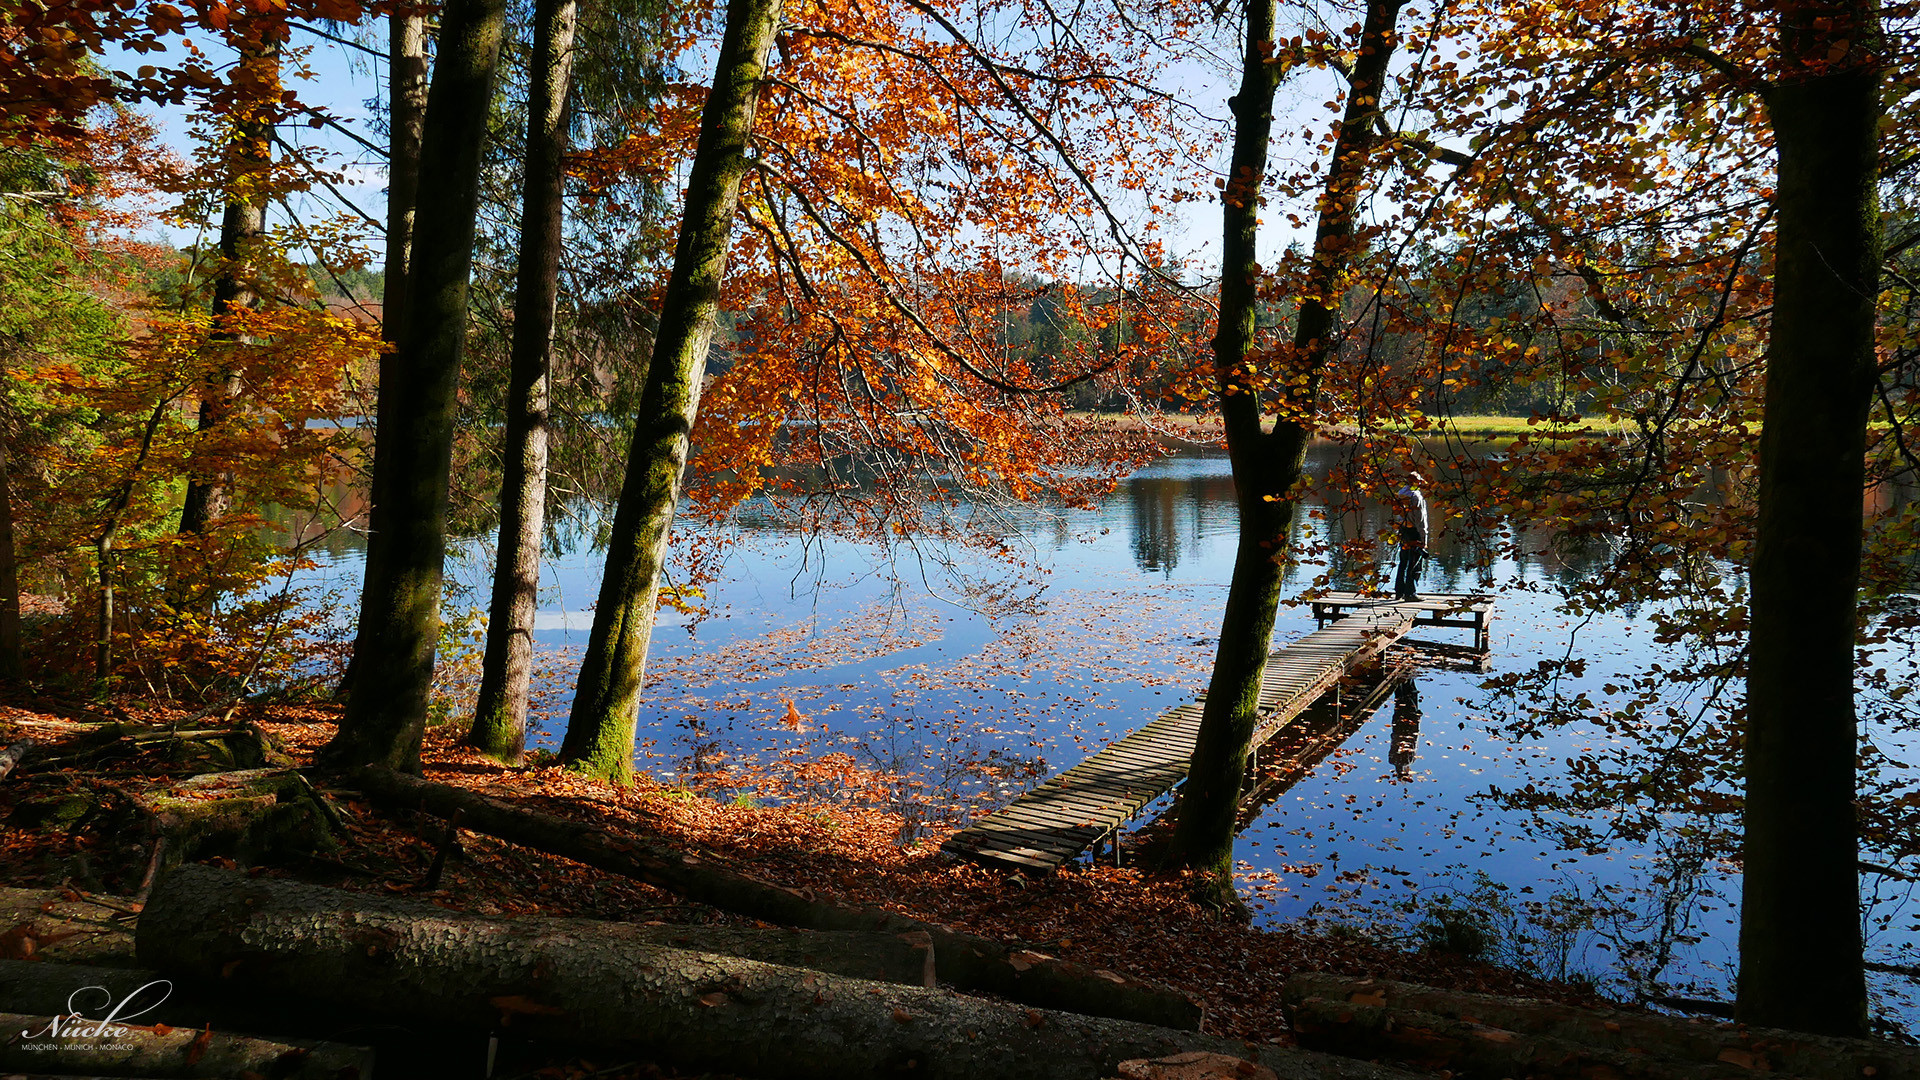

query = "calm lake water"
290;442;1920;1025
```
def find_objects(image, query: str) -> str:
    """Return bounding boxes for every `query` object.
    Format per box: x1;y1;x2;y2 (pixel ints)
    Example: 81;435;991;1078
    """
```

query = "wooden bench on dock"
941;593;1491;873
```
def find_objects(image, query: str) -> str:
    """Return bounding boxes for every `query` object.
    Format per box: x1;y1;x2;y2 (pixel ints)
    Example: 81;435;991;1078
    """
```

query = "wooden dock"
1309;591;1495;653
941;595;1487;873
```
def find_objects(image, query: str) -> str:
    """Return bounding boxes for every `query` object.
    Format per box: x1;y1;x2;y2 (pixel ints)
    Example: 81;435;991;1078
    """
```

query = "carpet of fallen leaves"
0;689;1610;1078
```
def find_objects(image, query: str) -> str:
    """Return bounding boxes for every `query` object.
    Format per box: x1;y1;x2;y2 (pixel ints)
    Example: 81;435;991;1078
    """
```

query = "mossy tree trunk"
469;0;580;763
380;10;430;353
325;0;508;772
1165;0;1403;898
560;0;782;782
1736;0;1881;1039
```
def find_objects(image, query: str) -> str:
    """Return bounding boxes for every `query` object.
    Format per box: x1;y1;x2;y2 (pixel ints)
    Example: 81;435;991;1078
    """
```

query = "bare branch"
752;161;1114;395
1678;42;1771;98
268;131;386;233
286;101;389;161
291;21;387;60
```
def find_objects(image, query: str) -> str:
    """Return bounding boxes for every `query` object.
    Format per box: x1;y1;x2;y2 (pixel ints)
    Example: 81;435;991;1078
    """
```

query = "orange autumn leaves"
2;0;378;148
574;0;1208;537
6;90;380;688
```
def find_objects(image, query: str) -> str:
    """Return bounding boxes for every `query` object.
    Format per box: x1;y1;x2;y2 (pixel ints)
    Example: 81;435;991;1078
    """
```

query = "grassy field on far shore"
1063;410;1622;441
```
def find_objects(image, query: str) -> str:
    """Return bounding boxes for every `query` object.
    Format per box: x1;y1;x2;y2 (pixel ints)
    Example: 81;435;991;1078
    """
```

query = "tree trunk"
0;956;487;1076
560;0;781;783
325;0;509;772
381;10;429;353
0;891;136;965
136;866;1411;1080
560;0;779;780
94;533;113;681
470;0;579;763
179;40;275;541
0;1011;373;1079
336;5;431;705
1167;0;1404;895
128;769;334;869
347;765;1202;1028
576;924;936;987
0;441;21;680
1737;0;1881;1038
0;961;175;1015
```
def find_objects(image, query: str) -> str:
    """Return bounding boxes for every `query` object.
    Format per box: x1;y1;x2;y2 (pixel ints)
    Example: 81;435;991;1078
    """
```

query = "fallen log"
21;723;289;774
615;924;936;987
1283;974;1918;1080
0;738;31;781
1;960;216;1023
0;888;136;966
1285;995;1741;1080
138;865;1413;1080
1116;1052;1279;1080
0;957;491;1077
6;910;933;1009
348;765;1202;1029
0;1011;372;1079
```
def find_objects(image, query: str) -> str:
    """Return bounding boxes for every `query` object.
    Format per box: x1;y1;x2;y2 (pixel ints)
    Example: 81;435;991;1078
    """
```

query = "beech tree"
1165;0;1406;900
551;0;1197;781
178;33;280;541
1737;0;1882;1037
1376;0;1906;1034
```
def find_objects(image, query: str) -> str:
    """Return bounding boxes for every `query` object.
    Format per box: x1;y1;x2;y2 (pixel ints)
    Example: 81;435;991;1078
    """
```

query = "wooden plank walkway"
1310;591;1496;652
941;599;1436;873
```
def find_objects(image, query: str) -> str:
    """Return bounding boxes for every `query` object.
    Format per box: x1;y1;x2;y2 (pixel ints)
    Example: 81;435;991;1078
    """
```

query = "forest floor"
0;690;1609;1079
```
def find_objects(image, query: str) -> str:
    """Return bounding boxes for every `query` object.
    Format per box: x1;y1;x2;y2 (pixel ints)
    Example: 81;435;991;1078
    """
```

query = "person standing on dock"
1390;474;1428;601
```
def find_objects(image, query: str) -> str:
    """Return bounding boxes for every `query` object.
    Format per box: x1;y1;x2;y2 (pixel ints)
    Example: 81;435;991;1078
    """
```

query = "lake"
288;441;1920;1027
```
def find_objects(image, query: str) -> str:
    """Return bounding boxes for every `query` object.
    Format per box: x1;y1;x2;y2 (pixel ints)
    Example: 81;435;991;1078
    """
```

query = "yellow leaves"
658;585;709;617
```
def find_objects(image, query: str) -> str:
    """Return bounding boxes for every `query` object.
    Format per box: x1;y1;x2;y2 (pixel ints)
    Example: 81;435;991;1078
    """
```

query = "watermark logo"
14;980;174;1052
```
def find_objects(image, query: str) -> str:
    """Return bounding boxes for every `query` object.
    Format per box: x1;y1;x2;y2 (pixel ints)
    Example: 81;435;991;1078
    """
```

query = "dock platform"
940;598;1464;873
1309;591;1495;653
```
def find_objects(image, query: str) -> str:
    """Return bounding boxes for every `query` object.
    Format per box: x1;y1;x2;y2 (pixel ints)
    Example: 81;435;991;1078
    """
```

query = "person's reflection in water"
1390;677;1421;781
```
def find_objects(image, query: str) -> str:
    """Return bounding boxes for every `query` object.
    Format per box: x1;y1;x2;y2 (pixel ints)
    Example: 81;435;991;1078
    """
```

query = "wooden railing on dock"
941;595;1491;873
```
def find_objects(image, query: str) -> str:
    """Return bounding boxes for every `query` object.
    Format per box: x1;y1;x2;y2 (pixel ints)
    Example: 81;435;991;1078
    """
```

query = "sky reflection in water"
298;444;1920;1023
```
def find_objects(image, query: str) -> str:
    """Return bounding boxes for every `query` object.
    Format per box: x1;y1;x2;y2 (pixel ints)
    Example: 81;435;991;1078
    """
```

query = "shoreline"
1060;410;1616;446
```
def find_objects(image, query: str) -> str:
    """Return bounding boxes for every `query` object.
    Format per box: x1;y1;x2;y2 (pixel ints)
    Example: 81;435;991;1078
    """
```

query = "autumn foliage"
3;17;381;694
568;0;1212;541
